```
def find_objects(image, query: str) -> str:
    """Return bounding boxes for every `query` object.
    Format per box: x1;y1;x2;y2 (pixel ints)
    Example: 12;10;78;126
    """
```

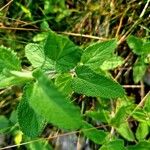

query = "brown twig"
126;91;150;121
0;0;13;11
0;124;108;150
59;31;108;41
0;26;39;31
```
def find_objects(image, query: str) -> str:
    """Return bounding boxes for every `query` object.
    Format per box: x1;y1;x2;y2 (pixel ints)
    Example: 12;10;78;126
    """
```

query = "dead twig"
0;0;13;11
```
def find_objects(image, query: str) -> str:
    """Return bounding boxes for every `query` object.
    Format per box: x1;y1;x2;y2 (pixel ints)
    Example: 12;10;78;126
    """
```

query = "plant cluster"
0;27;150;149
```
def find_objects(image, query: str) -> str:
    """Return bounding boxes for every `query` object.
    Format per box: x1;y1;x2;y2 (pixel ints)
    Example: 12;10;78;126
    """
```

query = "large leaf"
0;45;21;72
82;121;107;145
44;31;81;72
72;66;125;98
29;70;82;130
81;39;117;69
100;139;125;150
17;84;45;137
25;43;54;71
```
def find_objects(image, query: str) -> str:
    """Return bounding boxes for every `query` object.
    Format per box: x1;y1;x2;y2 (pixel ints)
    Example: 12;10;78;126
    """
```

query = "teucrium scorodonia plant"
0;29;128;147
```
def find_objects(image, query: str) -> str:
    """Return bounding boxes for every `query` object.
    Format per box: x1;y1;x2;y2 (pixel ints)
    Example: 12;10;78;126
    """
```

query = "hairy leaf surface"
100;139;125;150
116;122;135;141
81;39;117;69
17;84;45;137
0;46;21;72
25;43;54;70
44;31;81;72
72;66;125;98
55;73;73;96
127;35;150;55
29;70;82;130
82;121;107;144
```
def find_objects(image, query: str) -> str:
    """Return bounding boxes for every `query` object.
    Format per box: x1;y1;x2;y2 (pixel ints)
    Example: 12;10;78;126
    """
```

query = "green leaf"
116;122;135;141
86;110;109;123
72;66;125;98
144;93;150;112
82;121;107;144
127;141;150;150
0;45;21;72
25;43;54;70
100;139;126;150
0;74;31;89
55;73;73;96
0;116;10;133
17;84;45;137
44;0;66;14
127;35;150;55
33;32;49;42
100;56;124;71
29;70;82;130
127;35;143;55
27;139;53;150
142;42;150;55
44;31;81;72
81;39;117;69
111;106;127;127
132;109;150;123
136;122;149;141
133;57;147;83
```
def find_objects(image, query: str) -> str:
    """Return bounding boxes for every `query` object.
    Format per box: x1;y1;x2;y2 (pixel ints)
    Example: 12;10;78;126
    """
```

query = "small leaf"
133;57;147;83
17;84;45;137
127;35;150;55
33;32;49;42
27;139;53;150
81;39;117;69
132;109;149;123
55;73;73;96
136;122;149;141
142;42;150;55
86;110;109;123
100;139;125;150
144;93;150;112
100;56;124;71
0;45;21;72
82;121;107;144
127;35;143;55
25;43;54;70
44;31;81;72
116;122;135;141
29;70;82;130
111;106;127;127
127;141;150;150
72;66;125;98
0;116;10;133
0;71;33;89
